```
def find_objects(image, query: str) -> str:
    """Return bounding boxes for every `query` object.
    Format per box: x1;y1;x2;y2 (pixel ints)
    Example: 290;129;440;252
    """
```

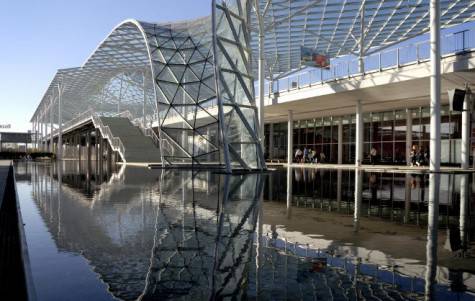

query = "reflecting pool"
14;162;475;300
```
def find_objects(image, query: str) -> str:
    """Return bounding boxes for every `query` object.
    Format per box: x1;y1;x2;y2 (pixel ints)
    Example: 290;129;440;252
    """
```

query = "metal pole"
406;108;412;165
461;86;471;169
49;97;54;153
359;0;366;74
429;0;441;172
57;83;63;160
287;110;293;164
355;100;363;167
255;0;266;151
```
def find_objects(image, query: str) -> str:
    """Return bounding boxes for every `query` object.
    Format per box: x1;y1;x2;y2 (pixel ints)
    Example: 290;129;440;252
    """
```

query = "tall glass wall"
265;105;463;164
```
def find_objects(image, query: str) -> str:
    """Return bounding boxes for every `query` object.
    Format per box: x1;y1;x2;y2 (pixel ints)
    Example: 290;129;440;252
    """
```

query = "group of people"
294;147;326;163
409;144;429;166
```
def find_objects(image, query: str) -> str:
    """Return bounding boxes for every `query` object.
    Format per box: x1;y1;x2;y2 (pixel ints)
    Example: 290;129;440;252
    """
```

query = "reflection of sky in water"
14;162;475;300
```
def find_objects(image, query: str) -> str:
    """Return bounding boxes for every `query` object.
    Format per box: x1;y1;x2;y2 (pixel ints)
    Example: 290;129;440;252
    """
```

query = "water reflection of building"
264;167;475;294
23;162;475;300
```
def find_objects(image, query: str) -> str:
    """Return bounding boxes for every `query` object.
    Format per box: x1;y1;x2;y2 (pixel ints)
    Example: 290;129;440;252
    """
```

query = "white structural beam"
429;0;441;172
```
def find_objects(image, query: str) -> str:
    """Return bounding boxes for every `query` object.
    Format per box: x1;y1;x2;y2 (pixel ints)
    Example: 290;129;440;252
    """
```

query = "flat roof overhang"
264;50;475;123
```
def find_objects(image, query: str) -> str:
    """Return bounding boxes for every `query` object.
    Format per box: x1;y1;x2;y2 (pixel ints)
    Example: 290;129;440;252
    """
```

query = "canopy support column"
287;110;293;164
355;100;363;167
57;83;63;160
255;0;265;150
429;0;441;172
461;86;471;169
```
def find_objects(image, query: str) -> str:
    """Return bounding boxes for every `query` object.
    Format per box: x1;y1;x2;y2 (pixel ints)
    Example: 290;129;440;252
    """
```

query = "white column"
461;89;471;169
429;0;441;172
57;84;63;160
338;117;343;164
358;1;366;74
49;101;54;153
406;108;413;165
287;110;293;164
355;100;363;166
269;123;274;160
256;1;265;150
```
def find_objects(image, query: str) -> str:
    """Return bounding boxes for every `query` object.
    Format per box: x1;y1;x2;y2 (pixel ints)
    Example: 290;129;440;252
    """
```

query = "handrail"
91;115;127;161
261;27;475;101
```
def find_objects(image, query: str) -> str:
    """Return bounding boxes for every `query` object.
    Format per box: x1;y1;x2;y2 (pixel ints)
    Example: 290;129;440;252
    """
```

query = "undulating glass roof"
32;0;475;123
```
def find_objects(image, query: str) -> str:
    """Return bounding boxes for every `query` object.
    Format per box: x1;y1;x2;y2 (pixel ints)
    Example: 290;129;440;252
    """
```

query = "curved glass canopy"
31;0;475;170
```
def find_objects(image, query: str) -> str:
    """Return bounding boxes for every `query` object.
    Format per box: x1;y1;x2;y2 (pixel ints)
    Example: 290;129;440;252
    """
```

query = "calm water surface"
14;161;475;300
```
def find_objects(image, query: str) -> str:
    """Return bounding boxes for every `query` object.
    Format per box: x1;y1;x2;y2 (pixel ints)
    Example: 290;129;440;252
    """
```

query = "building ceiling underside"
32;0;475;123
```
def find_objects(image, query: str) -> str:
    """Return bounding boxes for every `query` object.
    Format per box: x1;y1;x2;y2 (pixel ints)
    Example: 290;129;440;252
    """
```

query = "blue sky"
0;0;209;132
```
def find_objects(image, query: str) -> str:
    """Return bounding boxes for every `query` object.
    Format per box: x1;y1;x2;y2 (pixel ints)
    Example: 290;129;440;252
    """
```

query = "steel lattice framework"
30;0;475;170
250;0;475;76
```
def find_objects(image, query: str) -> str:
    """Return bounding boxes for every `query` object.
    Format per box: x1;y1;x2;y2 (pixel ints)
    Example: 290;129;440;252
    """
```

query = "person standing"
370;146;378;165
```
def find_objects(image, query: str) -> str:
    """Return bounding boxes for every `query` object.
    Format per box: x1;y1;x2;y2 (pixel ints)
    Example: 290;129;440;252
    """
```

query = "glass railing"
259;28;475;101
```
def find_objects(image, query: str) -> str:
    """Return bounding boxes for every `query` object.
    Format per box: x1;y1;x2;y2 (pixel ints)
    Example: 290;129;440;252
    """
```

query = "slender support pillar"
255;0;265;150
429;0;441;172
269;123;274;160
338;117;343;164
86;131;92;163
98;135;104;177
287;110;294;164
77;134;82;160
49;102;53;153
57;84;63;160
461;89;471;169
358;1;366;74
406;109;413;165
355;100;363;167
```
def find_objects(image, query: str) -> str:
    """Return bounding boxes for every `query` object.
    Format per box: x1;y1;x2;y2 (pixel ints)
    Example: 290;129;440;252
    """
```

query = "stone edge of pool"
0;160;36;300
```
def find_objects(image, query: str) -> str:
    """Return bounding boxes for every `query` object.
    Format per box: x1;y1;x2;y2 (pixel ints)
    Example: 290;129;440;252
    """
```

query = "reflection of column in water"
286;167;293;219
256;181;263;298
268;171;273;202
460;174;469;253
425;173;440;300
57;160;62;237
337;170;342;212
49;163;53;222
404;174;412;224
353;169;363;232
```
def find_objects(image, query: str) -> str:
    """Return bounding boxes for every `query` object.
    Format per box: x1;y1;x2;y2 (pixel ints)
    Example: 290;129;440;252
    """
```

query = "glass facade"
265;105;463;165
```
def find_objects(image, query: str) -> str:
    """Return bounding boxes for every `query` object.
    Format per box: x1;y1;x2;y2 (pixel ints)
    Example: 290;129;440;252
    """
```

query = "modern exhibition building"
30;0;475;170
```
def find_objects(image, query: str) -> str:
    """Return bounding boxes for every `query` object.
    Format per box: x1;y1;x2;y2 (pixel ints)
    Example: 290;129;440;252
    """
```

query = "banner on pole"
300;46;330;69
